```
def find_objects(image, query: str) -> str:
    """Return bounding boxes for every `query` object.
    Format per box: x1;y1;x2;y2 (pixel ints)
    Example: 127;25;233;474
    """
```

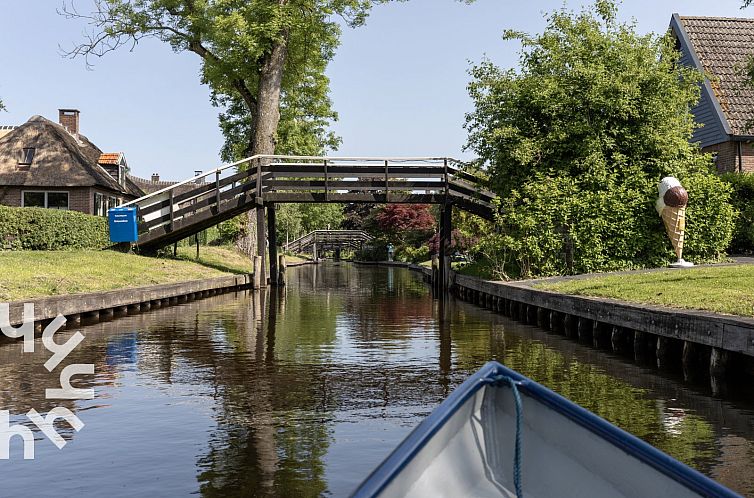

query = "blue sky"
0;0;750;180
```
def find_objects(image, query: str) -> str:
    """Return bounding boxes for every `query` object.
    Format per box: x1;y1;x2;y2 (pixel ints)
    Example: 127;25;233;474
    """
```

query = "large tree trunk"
238;34;289;257
253;35;289;156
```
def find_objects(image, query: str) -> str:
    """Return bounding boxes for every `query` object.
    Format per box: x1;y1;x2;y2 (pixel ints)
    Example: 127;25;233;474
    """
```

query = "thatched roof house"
0;110;145;215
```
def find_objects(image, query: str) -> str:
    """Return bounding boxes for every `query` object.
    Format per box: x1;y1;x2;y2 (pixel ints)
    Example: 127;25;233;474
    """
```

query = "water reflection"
0;263;752;496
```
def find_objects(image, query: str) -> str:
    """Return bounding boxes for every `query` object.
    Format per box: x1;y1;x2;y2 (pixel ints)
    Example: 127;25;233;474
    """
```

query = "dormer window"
19;147;35;165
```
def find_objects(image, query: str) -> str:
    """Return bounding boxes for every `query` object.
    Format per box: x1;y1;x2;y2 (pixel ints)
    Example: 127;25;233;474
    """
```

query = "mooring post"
278;254;287;286
268;204;278;285
256;206;267;285
252;255;262;289
438;204;452;293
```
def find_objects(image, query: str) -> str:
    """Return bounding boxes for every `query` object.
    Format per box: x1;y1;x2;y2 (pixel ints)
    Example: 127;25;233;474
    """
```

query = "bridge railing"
122;156;258;234
283;230;373;254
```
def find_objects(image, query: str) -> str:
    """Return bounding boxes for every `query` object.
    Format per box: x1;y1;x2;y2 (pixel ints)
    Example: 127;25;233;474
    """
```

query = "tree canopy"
61;0;396;159
465;0;707;196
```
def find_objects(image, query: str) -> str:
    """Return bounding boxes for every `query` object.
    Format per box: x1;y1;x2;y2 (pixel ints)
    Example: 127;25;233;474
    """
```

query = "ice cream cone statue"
656;177;693;268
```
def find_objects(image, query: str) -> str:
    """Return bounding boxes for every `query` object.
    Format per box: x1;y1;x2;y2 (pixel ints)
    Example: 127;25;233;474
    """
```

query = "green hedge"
721;173;754;254
0;206;110;250
478;173;735;279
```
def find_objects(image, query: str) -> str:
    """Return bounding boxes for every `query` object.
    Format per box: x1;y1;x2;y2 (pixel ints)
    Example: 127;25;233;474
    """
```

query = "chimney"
151;173;160;182
59;109;80;135
194;170;203;184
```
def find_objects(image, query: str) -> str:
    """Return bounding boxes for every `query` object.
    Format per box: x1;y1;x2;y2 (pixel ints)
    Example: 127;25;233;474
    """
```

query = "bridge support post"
439;204;452;293
256;206;267;286
268;204;278;285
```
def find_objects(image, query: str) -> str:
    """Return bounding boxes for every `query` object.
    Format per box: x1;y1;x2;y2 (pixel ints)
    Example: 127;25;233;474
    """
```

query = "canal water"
1;263;754;496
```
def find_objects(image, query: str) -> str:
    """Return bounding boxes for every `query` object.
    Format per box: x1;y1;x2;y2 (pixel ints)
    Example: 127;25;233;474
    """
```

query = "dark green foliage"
0;206;109;251
465;1;735;278
721;173;754;254
216;217;248;245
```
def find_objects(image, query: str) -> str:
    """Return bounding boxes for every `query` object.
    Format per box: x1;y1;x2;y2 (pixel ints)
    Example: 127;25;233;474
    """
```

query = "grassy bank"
176;245;252;274
0;250;233;301
538;265;754;317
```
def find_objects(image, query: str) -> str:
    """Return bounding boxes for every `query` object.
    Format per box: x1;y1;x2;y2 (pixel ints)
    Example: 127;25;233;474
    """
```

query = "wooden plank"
264;180;445;190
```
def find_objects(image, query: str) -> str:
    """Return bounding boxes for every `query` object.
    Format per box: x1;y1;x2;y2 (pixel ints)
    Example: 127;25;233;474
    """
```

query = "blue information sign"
108;207;138;243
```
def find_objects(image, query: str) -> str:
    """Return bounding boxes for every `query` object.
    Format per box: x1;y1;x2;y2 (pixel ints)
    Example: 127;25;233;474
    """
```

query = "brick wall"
702;141;754;173
0;187;21;208
0;186;94;214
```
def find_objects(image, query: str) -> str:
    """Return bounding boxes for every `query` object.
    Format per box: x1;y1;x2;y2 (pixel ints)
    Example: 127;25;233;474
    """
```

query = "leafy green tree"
61;0;389;159
465;1;734;277
466;0;706;195
299;203;343;233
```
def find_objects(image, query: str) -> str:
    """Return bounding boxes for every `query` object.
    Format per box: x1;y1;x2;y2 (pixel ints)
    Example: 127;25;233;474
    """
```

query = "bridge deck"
123;155;497;252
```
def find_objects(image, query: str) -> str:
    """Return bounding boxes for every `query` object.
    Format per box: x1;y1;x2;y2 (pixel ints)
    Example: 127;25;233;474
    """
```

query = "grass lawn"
0;250;233;302
176;245;253;274
538;265;754;317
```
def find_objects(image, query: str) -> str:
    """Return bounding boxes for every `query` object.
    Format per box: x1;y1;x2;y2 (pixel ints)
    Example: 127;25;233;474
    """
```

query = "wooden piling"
710;347;729;379
278;255;287;286
656;336;672;368
527;305;538;325
537;307;548;329
253;256;262;289
550;311;564;334
611;326;631;354
577;318;592;342
563;314;577;338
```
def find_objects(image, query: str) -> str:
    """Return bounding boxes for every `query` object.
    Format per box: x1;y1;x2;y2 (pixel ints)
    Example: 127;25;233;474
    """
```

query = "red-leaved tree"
375;204;436;245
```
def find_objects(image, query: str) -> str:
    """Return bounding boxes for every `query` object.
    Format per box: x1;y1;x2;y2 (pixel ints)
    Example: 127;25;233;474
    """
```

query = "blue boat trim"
351;361;739;498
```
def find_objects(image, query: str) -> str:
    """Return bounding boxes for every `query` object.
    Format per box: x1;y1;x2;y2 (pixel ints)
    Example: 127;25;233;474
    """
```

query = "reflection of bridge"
283;230;373;259
123;155;497;288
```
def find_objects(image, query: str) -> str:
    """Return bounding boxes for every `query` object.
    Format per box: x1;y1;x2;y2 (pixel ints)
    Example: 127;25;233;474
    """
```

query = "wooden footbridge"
122;155;496;288
283;230;373;258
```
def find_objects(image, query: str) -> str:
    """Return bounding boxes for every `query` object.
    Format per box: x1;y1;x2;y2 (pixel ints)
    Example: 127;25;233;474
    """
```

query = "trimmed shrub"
720;173;754;254
0;206;109;250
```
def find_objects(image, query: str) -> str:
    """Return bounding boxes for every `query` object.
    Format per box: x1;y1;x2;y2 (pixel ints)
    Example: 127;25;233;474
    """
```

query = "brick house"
671;15;754;173
0;109;145;215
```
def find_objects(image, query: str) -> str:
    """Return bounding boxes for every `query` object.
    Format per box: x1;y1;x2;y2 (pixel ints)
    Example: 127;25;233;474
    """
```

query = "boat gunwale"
351;360;739;498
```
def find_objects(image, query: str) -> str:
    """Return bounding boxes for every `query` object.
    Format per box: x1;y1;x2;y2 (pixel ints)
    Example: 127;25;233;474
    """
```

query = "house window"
19;148;35;165
22;191;45;208
94;193;105;216
47;192;69;210
22;191;69;210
